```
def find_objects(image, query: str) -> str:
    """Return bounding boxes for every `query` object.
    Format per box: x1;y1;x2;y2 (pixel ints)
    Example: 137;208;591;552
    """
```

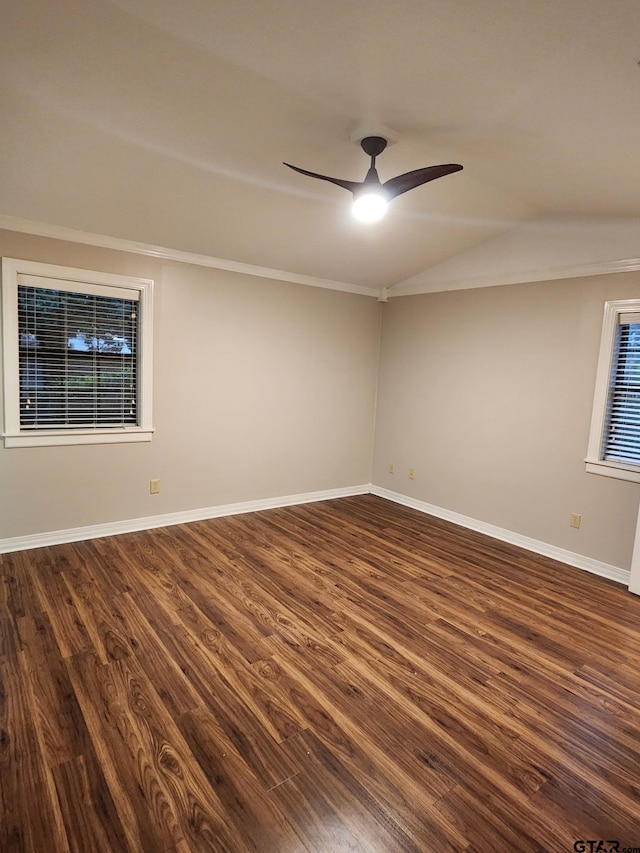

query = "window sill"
3;428;154;448
585;458;640;483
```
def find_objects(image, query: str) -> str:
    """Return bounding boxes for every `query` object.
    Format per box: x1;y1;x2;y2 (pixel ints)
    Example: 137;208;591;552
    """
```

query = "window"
586;299;640;482
2;258;153;447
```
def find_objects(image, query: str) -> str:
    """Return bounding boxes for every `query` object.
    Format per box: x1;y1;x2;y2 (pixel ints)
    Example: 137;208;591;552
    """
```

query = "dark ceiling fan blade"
383;164;463;199
283;162;361;194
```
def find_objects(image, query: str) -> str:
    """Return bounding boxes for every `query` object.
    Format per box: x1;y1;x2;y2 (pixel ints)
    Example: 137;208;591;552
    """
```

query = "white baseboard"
370;485;630;587
0;484;370;553
1;482;630;588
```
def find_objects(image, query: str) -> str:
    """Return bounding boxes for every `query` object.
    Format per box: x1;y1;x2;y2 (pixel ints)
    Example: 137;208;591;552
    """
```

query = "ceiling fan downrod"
360;136;388;183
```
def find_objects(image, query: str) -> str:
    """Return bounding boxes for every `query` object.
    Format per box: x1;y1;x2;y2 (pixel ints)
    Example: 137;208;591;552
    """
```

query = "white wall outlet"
150;479;160;494
389;462;395;474
408;468;415;480
569;512;581;529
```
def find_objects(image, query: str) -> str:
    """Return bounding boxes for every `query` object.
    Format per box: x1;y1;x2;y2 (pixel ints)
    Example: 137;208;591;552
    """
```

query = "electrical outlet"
388;462;395;474
569;512;581;529
408;468;415;480
150;479;160;494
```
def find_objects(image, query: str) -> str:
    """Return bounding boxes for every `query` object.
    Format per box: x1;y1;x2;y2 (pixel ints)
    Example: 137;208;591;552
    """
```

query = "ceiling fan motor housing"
360;136;388;158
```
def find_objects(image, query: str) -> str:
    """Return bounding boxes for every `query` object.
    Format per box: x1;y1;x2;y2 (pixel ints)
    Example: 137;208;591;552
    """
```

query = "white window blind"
602;316;640;465
18;282;139;430
586;299;640;483
2;258;153;448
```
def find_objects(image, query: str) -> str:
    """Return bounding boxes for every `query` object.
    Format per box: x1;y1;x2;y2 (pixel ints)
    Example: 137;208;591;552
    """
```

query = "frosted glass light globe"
352;190;388;223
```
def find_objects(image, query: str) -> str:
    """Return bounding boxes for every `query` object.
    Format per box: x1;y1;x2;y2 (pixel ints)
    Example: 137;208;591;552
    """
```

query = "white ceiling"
1;0;639;293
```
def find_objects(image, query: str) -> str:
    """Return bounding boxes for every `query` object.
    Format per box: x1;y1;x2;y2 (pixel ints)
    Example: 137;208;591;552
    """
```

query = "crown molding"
389;257;640;297
0;215;379;298
5;215;639;301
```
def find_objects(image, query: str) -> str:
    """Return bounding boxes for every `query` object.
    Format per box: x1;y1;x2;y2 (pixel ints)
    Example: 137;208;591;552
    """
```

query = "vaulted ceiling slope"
1;0;639;293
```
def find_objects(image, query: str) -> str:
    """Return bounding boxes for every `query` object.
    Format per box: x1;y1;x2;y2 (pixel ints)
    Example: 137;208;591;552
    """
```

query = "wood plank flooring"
2;494;640;851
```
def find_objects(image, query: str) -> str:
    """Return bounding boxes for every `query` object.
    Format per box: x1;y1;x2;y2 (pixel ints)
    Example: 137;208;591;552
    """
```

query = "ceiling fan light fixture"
283;130;462;223
352;187;388;223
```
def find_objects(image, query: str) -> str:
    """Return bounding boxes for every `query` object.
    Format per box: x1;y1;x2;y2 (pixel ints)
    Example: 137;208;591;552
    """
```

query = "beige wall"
4;227;640;573
372;272;640;571
0;230;381;539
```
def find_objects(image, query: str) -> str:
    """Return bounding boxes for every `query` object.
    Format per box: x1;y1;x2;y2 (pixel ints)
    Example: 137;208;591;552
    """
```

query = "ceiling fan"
284;135;463;223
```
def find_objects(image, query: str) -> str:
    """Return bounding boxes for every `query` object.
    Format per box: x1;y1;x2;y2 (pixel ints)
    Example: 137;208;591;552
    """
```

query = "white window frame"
586;298;640;482
1;257;154;447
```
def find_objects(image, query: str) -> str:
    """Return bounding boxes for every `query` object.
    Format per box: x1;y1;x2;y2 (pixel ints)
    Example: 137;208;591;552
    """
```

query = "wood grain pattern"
1;494;640;851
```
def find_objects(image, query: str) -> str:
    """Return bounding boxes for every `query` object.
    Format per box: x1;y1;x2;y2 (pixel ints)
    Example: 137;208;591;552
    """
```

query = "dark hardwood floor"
2;494;640;852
